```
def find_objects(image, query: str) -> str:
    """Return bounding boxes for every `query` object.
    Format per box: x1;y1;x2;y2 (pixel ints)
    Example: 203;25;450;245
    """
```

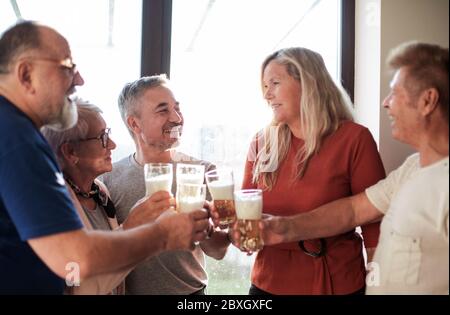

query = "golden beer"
237;219;263;252
205;168;236;227
214;199;236;225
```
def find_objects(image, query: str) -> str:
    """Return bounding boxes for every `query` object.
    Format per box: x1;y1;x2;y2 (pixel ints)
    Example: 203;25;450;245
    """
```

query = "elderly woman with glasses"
41;98;174;294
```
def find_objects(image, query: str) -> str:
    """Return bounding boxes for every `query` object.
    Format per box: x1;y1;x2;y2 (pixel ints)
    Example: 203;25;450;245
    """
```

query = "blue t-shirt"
0;96;83;294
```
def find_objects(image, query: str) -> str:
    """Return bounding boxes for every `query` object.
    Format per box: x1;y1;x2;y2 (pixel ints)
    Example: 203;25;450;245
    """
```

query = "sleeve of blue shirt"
0;141;83;241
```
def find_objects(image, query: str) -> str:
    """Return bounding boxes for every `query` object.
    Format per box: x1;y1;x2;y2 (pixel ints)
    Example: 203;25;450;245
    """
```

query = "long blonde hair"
252;47;354;190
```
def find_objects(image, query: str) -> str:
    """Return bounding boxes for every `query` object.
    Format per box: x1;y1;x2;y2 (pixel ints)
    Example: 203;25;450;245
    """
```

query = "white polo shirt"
365;153;449;294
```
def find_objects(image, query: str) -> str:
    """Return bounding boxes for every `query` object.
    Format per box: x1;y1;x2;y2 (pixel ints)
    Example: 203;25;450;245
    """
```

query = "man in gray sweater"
102;75;230;294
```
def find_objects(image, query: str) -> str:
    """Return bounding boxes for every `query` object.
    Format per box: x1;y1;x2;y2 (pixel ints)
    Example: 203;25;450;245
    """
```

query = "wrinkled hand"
227;214;290;255
156;208;210;251
208;201;230;230
123;191;175;229
227;221;250;255
207;202;249;253
259;214;289;246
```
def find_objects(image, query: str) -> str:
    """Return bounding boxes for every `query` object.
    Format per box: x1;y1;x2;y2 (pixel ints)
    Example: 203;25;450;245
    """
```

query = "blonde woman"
241;47;385;295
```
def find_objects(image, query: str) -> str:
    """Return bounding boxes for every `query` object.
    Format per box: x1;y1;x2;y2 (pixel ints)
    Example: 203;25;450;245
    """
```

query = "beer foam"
235;196;262;220
208;181;234;200
177;197;204;213
145;175;172;196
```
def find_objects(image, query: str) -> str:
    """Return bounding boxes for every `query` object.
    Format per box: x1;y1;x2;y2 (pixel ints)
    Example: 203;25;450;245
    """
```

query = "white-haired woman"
238;47;386;295
42;99;173;294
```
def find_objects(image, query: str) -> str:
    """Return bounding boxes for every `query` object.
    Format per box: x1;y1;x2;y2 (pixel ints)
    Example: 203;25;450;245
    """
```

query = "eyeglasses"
57;58;78;76
24;57;78;76
78;128;111;148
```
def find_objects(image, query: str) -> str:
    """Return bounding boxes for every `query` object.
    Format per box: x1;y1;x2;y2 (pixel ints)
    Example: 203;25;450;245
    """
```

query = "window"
170;0;342;294
0;0;142;161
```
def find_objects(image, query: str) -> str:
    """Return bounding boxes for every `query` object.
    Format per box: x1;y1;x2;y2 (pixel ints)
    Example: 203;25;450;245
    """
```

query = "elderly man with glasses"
0;21;210;294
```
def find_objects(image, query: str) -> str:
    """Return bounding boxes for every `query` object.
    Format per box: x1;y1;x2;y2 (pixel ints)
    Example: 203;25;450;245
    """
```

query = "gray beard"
150;139;180;152
44;98;78;131
145;126;182;151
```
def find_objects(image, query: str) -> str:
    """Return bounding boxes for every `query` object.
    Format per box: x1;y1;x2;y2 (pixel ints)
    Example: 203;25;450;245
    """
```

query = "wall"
355;0;381;144
354;0;449;173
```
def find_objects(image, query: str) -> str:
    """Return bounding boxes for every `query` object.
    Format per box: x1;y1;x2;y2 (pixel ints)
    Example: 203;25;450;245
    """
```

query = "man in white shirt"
255;41;449;294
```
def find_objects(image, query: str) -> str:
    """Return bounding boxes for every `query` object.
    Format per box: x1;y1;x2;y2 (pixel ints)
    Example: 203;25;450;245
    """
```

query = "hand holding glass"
205;168;236;226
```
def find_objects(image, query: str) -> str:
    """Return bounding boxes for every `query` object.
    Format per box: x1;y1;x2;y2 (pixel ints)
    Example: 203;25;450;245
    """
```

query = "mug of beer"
205;168;236;226
234;189;264;252
176;163;205;185
144;163;173;197
176;183;206;213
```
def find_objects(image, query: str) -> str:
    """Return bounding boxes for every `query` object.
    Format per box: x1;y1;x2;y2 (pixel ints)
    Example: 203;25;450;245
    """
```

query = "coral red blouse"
243;121;385;294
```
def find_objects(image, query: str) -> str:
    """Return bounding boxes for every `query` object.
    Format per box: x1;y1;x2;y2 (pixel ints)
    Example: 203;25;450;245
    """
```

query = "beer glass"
144;163;173;197
234;189;264;252
176;183;206;213
176;163;205;185
205;168;236;226
177;183;206;246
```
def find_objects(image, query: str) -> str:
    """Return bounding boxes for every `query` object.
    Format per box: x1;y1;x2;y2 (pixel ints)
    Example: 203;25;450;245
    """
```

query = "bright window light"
1;0;142;162
171;0;341;295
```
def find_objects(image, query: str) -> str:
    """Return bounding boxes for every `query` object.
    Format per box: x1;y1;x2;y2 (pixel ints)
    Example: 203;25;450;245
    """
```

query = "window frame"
141;0;355;101
341;0;355;102
141;0;173;77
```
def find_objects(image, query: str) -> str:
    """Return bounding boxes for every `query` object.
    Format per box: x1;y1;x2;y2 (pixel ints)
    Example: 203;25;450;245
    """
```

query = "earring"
74;159;79;165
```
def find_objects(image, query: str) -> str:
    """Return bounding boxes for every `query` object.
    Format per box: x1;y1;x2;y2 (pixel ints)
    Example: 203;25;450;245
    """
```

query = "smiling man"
259;41;449;294
0;21;210;294
101;75;231;295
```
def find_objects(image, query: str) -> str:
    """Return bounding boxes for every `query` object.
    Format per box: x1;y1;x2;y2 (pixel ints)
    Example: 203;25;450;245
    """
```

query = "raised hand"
259;214;290;246
208;201;231;230
123;191;175;229
155;208;210;251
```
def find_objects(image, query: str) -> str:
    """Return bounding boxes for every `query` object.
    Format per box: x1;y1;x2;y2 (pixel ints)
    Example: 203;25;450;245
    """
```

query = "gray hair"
41;98;103;169
387;41;448;121
118;74;169;136
0;20;41;74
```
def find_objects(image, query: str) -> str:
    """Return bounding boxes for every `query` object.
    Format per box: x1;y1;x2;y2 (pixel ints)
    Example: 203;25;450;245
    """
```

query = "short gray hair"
41;98;103;169
0;20;41;74
387;41;448;121
118;74;169;136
